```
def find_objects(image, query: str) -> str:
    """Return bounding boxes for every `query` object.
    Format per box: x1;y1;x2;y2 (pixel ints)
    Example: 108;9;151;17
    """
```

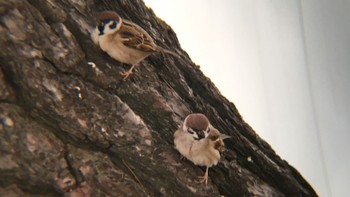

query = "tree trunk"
0;0;317;196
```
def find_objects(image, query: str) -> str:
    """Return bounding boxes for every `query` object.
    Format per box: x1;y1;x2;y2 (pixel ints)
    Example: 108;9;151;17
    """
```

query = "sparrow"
91;10;180;80
174;113;230;184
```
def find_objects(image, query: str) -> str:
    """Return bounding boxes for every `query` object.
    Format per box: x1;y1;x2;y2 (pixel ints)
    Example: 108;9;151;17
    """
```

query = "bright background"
144;0;350;196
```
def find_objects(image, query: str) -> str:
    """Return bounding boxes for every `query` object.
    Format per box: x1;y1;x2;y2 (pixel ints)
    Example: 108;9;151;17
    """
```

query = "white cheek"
91;27;100;45
182;116;189;131
204;131;210;138
182;124;187;132
104;26;117;35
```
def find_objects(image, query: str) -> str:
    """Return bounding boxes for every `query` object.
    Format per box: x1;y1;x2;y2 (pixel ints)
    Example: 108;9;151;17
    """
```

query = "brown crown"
96;11;120;22
185;113;210;131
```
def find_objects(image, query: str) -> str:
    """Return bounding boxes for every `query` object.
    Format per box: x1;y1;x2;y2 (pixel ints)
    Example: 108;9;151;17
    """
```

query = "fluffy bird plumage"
174;113;228;184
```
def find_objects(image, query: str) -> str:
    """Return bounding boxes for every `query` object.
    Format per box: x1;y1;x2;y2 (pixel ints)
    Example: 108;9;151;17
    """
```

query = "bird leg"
120;64;138;80
199;166;209;184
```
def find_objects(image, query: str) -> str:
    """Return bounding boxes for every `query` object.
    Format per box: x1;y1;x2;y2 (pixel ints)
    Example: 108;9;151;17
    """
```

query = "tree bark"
0;0;317;196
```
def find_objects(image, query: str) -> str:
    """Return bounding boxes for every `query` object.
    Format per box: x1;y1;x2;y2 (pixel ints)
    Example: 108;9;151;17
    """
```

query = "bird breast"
174;130;221;167
98;33;151;65
189;139;221;167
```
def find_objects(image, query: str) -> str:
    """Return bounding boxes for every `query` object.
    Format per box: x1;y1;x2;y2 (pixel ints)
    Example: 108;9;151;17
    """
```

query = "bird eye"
98;22;105;28
187;129;194;135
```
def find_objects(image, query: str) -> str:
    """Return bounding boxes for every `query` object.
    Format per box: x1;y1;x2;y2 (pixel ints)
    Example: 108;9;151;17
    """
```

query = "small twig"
122;159;144;189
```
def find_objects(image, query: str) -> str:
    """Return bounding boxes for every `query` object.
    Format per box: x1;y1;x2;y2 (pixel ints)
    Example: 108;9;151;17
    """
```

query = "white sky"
144;1;350;196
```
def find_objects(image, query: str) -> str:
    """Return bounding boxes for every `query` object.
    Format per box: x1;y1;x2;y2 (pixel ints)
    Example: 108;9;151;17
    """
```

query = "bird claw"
198;167;209;184
120;70;133;80
179;155;186;161
120;64;138;80
198;174;208;184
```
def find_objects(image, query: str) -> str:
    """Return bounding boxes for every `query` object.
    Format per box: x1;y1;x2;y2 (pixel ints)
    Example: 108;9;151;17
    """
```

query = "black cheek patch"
109;21;117;29
98;25;104;35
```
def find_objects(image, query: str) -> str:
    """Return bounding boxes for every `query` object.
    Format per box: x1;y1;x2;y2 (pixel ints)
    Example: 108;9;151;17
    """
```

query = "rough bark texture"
0;0;317;196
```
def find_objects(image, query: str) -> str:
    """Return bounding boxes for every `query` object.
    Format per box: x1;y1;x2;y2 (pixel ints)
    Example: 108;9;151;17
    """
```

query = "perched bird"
92;10;180;80
174;113;229;184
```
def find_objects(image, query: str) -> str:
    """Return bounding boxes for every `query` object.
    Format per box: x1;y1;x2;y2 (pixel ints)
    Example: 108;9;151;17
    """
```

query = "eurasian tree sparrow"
174;113;229;184
92;10;180;80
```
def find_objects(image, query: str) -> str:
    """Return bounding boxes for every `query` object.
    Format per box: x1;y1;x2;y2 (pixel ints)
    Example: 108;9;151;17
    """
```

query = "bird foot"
198;167;209;184
120;64;138;80
198;173;208;184
120;70;133;80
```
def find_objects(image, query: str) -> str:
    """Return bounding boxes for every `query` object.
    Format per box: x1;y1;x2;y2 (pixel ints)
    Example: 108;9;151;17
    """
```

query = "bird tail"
156;46;182;60
220;134;231;140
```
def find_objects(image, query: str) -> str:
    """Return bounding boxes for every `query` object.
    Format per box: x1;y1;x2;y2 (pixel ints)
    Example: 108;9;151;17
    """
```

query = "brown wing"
118;20;157;52
208;128;227;151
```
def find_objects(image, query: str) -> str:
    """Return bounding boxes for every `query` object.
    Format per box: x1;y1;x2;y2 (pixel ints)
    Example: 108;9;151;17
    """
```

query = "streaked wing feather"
119;20;157;52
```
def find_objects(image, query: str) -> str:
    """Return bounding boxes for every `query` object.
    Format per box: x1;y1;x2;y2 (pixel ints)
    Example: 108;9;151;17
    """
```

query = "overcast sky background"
144;0;350;196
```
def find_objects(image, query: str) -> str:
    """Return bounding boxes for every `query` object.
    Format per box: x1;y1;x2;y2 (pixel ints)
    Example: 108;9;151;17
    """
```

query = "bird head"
96;11;122;36
182;113;211;140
